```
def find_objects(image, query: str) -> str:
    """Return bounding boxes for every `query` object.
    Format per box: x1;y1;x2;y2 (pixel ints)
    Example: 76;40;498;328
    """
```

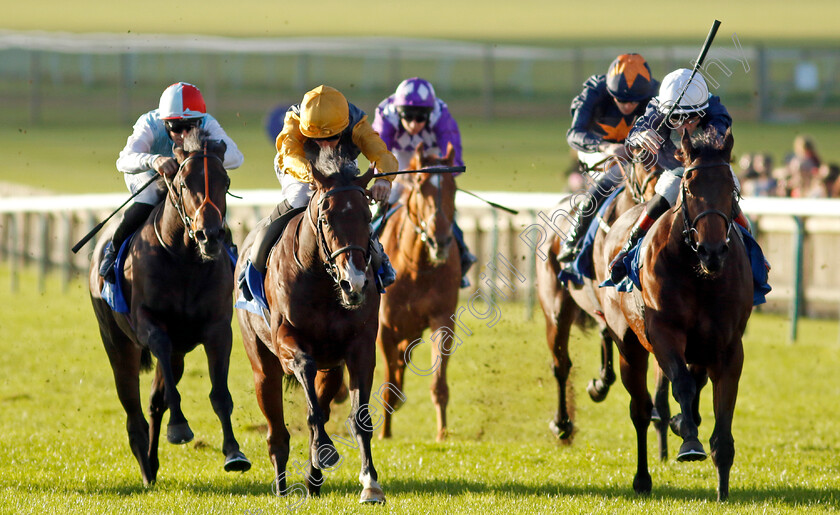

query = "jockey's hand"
599;142;629;159
633;129;663;155
153;156;179;178
370;178;391;202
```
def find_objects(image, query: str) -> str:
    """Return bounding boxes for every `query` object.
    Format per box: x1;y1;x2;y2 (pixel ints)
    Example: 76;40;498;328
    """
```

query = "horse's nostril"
339;280;352;293
195;230;207;242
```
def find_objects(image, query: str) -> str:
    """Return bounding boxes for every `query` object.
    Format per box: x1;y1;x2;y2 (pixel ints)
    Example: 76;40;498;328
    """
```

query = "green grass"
4;1;840;43
1;267;839;513
4;118;840;195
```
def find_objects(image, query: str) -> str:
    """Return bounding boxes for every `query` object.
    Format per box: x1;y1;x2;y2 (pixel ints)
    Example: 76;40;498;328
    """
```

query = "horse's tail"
140;349;154;372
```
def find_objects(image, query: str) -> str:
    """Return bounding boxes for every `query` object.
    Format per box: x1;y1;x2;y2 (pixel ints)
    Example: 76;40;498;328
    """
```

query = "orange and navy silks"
566;75;657;153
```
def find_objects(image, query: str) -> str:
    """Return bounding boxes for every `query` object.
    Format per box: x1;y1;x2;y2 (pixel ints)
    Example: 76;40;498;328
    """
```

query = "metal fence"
2;30;840;125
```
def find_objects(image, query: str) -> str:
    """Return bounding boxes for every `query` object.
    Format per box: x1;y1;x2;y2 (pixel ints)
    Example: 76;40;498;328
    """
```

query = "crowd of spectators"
738;135;840;198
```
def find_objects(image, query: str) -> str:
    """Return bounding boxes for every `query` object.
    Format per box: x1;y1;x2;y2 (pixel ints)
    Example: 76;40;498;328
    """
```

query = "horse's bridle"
403;174;451;250
163;147;227;241
679;161;738;251
307;185;371;282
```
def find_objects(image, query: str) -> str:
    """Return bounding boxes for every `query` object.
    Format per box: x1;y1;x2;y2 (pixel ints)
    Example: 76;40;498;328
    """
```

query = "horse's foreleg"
689;364;709;427
289;352;338;482
141;325;192;445
376;326;406;440
203;328;250;473
708;344;744;502
653;364;671;462
544;298;576;440
304;367;345;494
659;350;706;462
587;327;616;403
617;338;653;495
104;339;154;485
346;347;385;504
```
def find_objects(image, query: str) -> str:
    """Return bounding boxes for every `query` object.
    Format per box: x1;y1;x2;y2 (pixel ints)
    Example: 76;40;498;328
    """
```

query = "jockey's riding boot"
248;200;293;276
370;234;396;293
608;193;670;283
557;195;598;263
453;220;477;288
99;202;155;282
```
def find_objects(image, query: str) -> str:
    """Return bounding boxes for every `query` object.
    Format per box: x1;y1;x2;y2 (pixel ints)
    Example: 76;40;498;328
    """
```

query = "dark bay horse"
88;129;249;485
535;153;661;441
602;128;752;500
235;150;385;503
376;142;459;442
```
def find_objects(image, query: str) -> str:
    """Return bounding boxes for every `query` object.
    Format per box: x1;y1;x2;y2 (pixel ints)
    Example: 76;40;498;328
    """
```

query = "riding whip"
656;19;721;131
456;188;519;215
71;174;159;254
373;166;466;178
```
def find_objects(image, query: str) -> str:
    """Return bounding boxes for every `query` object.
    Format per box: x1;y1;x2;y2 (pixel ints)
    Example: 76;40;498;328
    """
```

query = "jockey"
371;77;477;287
608;68;750;282
557;54;658;263
247;84;399;289
100;81;244;282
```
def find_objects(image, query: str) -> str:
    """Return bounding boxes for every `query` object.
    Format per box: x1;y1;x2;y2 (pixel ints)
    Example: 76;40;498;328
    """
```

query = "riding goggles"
165;119;200;133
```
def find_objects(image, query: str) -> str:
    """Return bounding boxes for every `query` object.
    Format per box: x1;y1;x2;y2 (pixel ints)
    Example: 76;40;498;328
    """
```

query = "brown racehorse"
602;127;752;501
535;152;661;442
235;149;385;504
88;129;249;485
376;142;459;442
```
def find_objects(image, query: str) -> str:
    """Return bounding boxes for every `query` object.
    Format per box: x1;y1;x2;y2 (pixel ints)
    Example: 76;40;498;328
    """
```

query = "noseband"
680;161;737;252
163;147;227;241
308;185;371;283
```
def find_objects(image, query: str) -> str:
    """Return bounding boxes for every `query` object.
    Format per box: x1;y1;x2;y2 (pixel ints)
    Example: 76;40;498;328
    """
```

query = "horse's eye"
684;170;694;180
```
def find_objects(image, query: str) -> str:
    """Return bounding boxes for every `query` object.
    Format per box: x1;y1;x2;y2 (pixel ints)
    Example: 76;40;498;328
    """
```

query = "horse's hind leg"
708;345;743;501
652;365;671;462
544;291;577;440
376;325;408;440
103;338;155;485
203;330;250;472
429;318;455;442
617;337;653;495
587;327;616;402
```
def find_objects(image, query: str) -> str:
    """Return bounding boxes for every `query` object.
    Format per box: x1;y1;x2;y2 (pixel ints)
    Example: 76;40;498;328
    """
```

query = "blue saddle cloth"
102;234;238;314
599;224;772;306
558;186;625;286
234;260;270;313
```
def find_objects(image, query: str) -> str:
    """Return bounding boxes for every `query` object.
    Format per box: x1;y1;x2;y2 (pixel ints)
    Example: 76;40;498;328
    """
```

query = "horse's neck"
156;201;191;252
293;205;323;269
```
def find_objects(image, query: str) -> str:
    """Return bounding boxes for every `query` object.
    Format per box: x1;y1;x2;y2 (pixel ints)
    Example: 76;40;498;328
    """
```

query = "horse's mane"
183;128;224;155
689;127;726;157
314;147;360;184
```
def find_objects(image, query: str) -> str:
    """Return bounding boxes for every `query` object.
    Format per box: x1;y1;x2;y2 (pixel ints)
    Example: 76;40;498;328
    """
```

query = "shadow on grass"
15;474;840;508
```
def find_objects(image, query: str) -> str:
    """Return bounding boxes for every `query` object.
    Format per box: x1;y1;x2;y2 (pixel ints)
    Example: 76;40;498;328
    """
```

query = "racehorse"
88;129;249;485
535;151;662;442
376;142;459;442
601;127;752;501
235;149;385;503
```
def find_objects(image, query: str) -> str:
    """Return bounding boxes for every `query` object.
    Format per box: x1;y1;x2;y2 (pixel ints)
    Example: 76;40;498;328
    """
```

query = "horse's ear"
356;163;375;187
722;127;734;158
173;146;187;164
311;164;327;186
443;142;455;163
677;128;693;165
211;139;226;161
415;141;425;157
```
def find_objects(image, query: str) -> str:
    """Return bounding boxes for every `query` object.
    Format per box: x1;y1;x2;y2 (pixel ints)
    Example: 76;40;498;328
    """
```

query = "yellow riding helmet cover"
299;85;350;138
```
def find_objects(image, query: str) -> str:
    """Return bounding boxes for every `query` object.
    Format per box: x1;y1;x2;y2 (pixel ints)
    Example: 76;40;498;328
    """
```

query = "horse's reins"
304;185;371;282
679;161;737;251
162;146;226;241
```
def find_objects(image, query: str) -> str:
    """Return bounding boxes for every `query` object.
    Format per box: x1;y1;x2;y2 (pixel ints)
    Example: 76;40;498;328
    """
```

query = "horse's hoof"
359;487;386;504
549;419;573;440
650;407;661;423
436;428;448;442
166;423;194;444
676;440;707;462
633;472;652;495
224;451;252;472
587;379;609;403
